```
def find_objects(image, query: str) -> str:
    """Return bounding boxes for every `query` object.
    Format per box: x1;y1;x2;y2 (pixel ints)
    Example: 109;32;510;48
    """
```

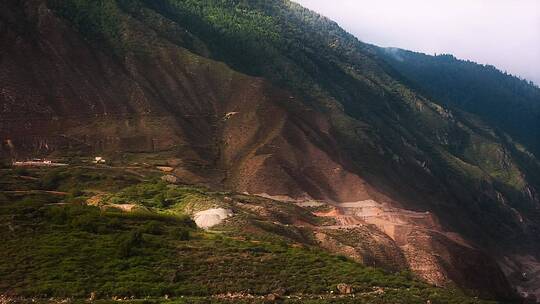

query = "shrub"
142;221;163;235
45;207;69;225
336;255;349;262
70;213;99;233
69;188;85;197
0;160;12;169
40;170;65;190
246;246;270;254
176;215;197;228
172;227;190;241
118;230;143;258
106;217;122;230
14;167;29;176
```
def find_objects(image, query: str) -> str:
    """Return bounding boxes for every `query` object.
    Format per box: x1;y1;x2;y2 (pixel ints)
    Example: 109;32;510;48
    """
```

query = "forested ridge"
379;49;540;157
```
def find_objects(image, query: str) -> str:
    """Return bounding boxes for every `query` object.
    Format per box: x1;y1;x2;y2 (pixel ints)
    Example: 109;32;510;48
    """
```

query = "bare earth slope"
0;0;369;203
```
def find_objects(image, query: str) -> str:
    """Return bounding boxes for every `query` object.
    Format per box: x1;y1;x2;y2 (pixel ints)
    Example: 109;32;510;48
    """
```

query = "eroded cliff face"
0;0;535;300
310;199;513;299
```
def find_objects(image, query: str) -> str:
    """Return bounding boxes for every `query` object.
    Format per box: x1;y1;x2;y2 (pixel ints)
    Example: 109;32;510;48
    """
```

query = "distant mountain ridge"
378;48;540;157
1;0;540;301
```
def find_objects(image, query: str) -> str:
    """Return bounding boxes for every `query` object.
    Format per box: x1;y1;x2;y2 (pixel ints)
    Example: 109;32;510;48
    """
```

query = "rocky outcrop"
193;208;233;229
336;283;353;295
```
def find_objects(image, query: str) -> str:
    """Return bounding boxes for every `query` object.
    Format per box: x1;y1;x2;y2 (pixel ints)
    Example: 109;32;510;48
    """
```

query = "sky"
294;0;540;85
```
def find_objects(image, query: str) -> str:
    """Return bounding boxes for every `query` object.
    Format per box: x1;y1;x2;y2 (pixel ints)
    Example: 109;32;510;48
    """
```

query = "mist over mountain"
294;0;540;86
1;0;539;303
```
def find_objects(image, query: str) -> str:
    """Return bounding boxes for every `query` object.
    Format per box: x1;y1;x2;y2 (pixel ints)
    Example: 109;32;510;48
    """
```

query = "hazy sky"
294;0;540;85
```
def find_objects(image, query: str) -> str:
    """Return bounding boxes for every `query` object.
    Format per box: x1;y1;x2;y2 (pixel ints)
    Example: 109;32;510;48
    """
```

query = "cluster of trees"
48;0;126;54
380;48;540;157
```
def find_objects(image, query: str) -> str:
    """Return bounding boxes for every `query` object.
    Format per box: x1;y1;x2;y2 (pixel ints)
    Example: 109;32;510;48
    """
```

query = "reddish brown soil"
309;199;513;298
0;0;372;203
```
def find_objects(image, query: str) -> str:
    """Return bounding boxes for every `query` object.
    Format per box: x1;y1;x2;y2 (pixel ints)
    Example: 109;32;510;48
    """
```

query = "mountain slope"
1;0;539;301
378;48;540;157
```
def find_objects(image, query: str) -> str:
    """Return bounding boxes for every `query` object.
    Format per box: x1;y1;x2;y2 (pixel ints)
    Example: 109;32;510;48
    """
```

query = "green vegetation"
379;49;540;156
0;168;497;303
48;0;126;55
